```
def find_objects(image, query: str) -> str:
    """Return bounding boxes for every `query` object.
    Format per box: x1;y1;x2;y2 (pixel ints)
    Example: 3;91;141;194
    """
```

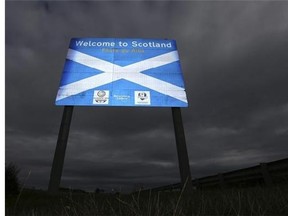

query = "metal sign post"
48;106;74;193
172;107;193;191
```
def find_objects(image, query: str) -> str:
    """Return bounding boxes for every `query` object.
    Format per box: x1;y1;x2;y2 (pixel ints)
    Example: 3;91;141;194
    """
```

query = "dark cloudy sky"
5;1;288;192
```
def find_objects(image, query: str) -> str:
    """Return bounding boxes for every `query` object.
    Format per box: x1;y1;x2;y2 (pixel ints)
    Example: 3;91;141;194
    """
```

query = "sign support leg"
48;106;74;193
171;107;193;191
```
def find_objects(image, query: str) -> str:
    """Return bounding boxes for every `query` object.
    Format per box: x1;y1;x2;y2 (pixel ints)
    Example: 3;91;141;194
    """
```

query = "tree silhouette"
5;163;20;196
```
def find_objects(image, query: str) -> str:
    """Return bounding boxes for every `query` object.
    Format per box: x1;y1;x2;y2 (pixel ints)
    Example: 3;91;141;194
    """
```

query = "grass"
5;185;288;216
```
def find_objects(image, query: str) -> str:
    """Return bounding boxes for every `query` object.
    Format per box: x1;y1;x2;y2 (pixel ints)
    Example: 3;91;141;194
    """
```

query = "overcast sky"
5;1;288;192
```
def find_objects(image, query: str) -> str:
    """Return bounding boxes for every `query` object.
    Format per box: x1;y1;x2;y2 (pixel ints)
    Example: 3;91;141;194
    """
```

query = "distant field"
6;185;288;216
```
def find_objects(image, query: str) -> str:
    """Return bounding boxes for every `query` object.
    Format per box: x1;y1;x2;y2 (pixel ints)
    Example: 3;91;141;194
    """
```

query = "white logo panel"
134;91;151;105
93;90;109;105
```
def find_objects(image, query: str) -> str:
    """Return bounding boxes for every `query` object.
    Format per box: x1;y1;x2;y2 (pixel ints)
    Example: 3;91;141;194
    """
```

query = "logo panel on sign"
93;90;109;105
134;91;151;105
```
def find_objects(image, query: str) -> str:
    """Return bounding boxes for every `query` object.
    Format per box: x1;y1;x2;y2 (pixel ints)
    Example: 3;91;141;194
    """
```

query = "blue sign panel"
56;38;188;107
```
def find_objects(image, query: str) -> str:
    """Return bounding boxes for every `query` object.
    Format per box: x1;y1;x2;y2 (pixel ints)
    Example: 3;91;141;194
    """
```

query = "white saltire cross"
56;49;187;103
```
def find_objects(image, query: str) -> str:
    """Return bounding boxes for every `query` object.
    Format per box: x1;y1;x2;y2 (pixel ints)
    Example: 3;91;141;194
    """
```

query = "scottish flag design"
56;38;188;107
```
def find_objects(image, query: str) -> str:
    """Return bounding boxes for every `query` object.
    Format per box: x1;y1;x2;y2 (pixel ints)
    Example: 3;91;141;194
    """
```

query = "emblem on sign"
135;91;150;105
93;90;109;104
138;92;147;100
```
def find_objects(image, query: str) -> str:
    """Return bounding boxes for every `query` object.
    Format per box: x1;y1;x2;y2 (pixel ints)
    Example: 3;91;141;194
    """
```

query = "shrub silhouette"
5;163;20;196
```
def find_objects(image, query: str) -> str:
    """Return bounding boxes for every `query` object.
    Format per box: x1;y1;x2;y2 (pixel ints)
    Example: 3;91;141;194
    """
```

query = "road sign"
56;38;188;107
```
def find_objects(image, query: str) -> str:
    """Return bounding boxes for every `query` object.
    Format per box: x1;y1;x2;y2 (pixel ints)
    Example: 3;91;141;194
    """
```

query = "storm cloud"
5;1;288;192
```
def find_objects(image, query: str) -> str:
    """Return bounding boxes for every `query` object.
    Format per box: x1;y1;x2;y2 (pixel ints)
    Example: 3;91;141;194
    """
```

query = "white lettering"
131;41;172;48
75;41;84;46
75;40;173;49
75;40;116;47
132;41;137;47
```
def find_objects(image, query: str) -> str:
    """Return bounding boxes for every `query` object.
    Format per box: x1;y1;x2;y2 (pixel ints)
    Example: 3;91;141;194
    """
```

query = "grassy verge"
6;185;288;216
